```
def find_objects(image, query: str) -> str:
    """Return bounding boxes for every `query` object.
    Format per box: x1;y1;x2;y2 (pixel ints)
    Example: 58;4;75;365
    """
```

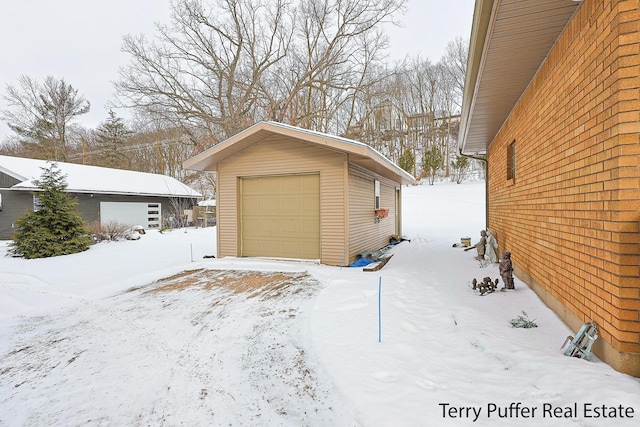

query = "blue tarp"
349;257;373;267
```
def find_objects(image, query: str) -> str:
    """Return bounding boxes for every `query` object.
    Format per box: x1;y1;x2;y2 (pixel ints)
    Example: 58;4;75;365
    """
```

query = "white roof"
0;155;201;198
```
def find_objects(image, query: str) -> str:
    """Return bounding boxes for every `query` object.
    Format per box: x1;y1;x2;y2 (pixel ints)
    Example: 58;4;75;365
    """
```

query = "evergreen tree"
10;162;92;259
95;110;131;168
422;145;443;185
398;149;416;175
450;155;470;184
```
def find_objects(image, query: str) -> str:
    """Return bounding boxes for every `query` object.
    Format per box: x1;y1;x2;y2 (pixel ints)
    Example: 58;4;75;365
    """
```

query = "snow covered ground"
1;181;639;426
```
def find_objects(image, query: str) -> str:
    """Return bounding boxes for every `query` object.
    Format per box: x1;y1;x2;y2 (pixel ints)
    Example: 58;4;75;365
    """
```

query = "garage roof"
459;0;581;155
184;121;416;185
0;155;201;198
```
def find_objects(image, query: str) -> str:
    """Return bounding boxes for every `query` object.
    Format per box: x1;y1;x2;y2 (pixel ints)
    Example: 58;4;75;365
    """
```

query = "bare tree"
441;36;468;111
116;0;294;141
118;123;196;180
1;75;90;161
262;0;404;133
116;0;405;141
341;36;468;180
440;37;469;175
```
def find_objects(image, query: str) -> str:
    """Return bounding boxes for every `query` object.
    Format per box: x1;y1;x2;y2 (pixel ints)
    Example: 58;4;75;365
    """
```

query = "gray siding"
0;190;33;239
72;193;197;225
0;189;198;240
0;171;21;188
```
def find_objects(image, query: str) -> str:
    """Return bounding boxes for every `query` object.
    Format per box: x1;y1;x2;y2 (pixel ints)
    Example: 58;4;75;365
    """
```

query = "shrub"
510;311;538;328
450;155;470;184
398;149;415;175
87;220;131;242
422;146;443;185
10;162;92;258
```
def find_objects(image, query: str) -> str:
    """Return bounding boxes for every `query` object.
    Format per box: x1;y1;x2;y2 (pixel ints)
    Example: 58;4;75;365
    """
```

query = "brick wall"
487;0;640;376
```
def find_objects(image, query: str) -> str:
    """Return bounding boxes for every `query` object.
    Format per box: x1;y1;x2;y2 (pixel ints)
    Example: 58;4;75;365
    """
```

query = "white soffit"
460;0;581;154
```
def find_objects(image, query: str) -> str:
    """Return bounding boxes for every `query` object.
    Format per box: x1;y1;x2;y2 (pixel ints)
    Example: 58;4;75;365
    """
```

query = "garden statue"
499;251;515;290
471;276;499;295
485;229;498;263
465;230;487;260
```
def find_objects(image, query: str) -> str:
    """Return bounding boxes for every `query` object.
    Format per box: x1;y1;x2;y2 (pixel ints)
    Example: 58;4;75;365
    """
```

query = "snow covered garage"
184;121;415;266
0;155;201;239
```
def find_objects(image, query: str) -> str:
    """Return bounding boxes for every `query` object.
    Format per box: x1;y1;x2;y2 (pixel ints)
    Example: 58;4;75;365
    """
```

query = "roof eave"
184;121;416;185
458;0;581;156
459;0;495;156
9;186;202;199
0;165;28;182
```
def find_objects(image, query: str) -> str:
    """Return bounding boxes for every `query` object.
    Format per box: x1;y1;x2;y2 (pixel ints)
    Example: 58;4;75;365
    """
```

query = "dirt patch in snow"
145;269;312;300
0;268;347;426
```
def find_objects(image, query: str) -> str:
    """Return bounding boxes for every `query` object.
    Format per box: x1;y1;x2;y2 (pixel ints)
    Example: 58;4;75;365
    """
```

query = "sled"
561;321;598;359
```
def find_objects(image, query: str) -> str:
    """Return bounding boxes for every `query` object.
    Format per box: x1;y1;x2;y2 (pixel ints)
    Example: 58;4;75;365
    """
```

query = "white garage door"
240;174;320;260
100;202;161;228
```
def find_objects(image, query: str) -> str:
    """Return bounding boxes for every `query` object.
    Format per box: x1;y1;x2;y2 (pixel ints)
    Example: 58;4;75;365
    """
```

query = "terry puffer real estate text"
439;402;635;422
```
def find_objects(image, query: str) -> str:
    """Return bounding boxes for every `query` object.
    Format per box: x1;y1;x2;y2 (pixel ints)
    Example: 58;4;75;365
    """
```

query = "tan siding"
216;170;239;258
217;136;346;265
240;174;320;259
347;163;397;262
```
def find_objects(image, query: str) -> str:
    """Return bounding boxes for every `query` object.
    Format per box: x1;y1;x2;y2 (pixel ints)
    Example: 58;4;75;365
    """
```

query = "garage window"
374;180;381;209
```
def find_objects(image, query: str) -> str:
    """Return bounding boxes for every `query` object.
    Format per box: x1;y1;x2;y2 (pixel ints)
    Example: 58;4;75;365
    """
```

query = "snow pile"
1;181;639;426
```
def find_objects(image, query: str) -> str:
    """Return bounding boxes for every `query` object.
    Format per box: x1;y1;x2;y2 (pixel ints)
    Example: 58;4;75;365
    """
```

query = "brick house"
459;0;640;376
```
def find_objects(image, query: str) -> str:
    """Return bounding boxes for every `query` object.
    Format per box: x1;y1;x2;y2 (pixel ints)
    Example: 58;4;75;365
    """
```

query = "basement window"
374;180;381;209
507;141;516;181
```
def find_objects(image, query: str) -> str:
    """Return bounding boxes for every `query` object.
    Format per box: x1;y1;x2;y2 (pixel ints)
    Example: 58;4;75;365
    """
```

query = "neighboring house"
459;0;639;376
196;199;217;227
186;199;217;227
184;121;415;266
0;155;202;239
344;100;461;178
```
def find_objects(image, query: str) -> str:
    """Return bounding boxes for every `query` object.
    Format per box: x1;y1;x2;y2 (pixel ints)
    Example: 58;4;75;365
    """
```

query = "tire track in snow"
0;269;356;426
0;272;87;301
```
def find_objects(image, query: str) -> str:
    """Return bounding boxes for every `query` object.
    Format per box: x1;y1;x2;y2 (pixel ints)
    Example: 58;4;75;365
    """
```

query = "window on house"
374;180;381;209
507;141;516;181
33;195;41;211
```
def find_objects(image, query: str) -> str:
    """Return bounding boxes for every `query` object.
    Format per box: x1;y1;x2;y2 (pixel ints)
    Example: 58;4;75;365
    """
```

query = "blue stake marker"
378;276;382;343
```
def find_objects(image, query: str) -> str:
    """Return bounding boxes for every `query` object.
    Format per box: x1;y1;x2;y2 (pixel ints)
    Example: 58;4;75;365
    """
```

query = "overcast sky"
0;0;475;141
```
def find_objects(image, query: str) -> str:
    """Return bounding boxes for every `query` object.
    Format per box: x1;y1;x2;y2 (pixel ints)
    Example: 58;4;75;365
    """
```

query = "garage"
240;174;320;260
184;121;415;265
100;202;162;229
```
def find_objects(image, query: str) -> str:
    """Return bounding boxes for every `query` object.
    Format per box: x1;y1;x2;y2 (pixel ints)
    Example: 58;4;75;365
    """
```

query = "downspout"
458;147;489;230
